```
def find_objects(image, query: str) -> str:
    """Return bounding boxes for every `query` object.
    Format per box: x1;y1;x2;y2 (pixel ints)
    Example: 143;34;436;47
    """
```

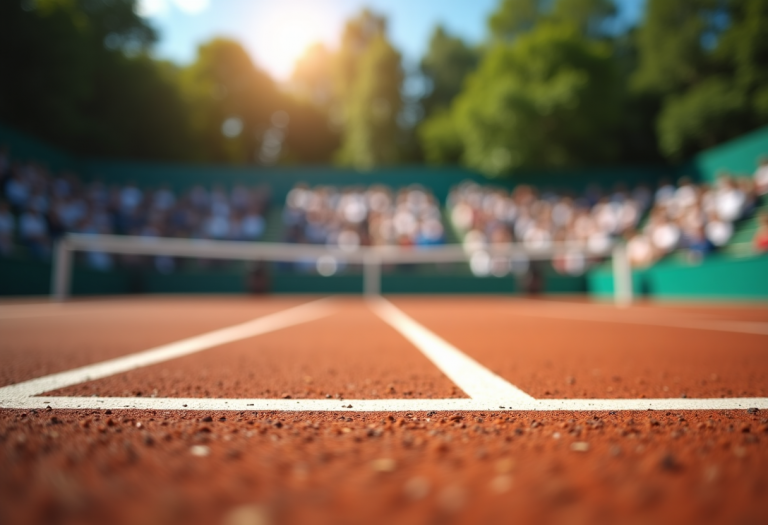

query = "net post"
611;243;632;308
363;252;381;297
51;237;73;302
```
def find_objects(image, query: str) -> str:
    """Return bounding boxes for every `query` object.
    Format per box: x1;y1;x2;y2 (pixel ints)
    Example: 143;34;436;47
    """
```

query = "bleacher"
0;123;766;299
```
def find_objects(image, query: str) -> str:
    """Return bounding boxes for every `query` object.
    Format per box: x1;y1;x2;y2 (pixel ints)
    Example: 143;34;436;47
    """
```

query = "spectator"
0;154;270;269
626;230;655;268
282;183;445;250
448;181;644;275
703;211;733;247
684;226;713;262
18;209;49;258
754;156;768;197
714;173;745;222
0;201;14;255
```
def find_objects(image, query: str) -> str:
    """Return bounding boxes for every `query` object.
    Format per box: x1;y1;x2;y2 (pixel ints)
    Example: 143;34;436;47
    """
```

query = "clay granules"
1;408;766;525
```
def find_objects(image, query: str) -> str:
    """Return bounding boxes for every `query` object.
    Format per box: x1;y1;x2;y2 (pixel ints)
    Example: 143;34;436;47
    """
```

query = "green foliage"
658;77;746;155
336;35;404;170
425;23;620;174
420;26;480;118
634;0;768;159
418;110;463;164
489;0;616;40
289;10;405;168
0;0;186;159
179;38;279;164
489;0;545;41
3;0;766;168
551;0;616;36
632;0;721;95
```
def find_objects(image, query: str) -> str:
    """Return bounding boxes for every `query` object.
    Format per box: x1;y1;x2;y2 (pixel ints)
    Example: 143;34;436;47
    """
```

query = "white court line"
0;298;335;404
369;297;536;405
1;296;767;412
3;396;767;412
506;303;768;336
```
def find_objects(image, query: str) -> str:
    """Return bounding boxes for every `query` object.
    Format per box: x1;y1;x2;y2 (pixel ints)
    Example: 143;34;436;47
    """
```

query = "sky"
137;0;646;82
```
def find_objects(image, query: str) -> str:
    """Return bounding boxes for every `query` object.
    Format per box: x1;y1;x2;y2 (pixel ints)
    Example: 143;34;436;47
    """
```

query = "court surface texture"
1;296;767;525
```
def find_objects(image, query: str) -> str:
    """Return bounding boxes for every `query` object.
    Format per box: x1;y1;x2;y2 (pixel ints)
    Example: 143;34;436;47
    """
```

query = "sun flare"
263;11;323;75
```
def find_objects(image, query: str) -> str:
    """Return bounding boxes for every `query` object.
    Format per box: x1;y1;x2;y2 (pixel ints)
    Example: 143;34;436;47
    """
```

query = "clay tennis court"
1;295;767;525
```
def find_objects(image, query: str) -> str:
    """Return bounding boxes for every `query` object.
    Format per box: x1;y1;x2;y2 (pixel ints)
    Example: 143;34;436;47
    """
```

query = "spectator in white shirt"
754;156;768;196
714;174;745;222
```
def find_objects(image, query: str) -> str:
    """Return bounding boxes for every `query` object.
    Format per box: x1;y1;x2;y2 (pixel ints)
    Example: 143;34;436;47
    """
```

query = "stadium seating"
281;183;445;248
0;151;270;271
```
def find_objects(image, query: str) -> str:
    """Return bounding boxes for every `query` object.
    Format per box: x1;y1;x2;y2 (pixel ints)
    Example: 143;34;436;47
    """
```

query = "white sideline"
369;297;535;405
0;298;335;403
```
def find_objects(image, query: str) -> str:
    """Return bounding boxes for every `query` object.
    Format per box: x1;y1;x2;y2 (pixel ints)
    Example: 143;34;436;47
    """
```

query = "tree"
419;109;463;164
420;26;480;118
488;0;545;41
489;0;617;40
0;0;193;159
424;23;620;174
328;11;404;169
291;43;336;109
336;34;404;169
551;0;617;37
180;38;281;164
634;0;768;158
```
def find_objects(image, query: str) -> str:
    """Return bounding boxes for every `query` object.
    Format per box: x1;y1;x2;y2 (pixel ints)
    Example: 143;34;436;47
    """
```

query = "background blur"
0;0;766;299
2;0;766;170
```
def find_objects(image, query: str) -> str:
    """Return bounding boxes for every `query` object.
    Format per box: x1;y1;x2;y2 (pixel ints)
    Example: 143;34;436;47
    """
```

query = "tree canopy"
445;23;620;173
634;0;768;159
1;0;767;171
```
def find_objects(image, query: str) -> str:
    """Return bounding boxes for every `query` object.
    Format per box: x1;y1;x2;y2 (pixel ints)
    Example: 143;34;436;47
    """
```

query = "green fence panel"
0;258;128;296
588;255;768;301
692;125;768;183
0;258;51;295
270;274;363;294
141;272;246;294
81;161;674;204
0;123;80;171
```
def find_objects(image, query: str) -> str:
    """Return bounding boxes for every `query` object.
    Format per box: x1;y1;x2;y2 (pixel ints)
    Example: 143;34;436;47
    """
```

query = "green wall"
81;161;672;204
588;254;768;301
0;258;591;296
0;123;80;172
692;125;768;183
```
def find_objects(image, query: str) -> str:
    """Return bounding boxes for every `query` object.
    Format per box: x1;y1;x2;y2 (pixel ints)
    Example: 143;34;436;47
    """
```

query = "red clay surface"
2;295;768;525
1;408;766;525
536;297;768;323
392;297;768;399
49;301;463;400
540;296;768;323
0;297;310;388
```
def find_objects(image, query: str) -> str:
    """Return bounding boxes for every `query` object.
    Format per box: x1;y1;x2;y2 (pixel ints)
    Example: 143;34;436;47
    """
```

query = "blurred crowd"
625;174;760;267
282;184;445;249
2;145;766;277
0;149;269;271
449;166;767;276
448;182;651;276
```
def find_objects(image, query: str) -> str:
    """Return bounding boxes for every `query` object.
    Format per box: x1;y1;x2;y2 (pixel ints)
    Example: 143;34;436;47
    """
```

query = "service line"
369;297;536;405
